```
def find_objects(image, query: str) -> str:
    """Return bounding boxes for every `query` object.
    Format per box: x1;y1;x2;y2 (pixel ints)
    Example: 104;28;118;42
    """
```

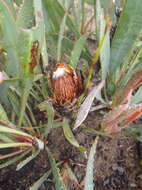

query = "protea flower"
50;63;84;107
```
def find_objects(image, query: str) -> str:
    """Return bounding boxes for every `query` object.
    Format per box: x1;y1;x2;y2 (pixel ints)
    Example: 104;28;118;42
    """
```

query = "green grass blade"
38;101;55;136
100;29;110;80
14;0;23;6
0;125;33;138
16;150;40;171
57;13;67;62
85;0;94;5
0;142;32;148
46;147;67;190
0;134;14;143
49;34;91;62
4;0;16;19
30;170;51;190
84;136;99;190
95;0;105;42
18;78;33;126
0;149;31;169
7;88;32;126
69;34;88;68
16;0;34;28
42;0;80;37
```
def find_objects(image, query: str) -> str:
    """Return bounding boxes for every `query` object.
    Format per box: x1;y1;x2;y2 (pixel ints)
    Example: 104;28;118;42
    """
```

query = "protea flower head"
50;63;84;107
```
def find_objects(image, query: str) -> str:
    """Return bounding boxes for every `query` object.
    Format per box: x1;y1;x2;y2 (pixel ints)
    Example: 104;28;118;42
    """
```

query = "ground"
0;113;142;190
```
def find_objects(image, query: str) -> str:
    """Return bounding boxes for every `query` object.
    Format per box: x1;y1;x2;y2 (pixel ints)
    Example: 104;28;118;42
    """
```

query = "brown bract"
50;63;84;107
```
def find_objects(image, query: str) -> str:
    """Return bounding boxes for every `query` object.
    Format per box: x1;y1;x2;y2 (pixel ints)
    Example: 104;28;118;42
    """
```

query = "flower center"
52;68;65;79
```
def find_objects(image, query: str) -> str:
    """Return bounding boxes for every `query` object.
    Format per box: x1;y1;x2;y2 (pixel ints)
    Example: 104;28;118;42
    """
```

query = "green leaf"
46;147;67;190
0;0;19;76
95;0;105;42
63;118;80;147
0;149;31;169
7;87;21;119
45;104;54;136
16;0;34;28
17;29;33;77
100;29;110;80
49;34;91;61
109;0;142;80
30;159;62;190
0;142;32;149
123;124;142;142
17;78;33;126
33;0;48;67
14;0;23;6
101;0;109;8
38;101;55;136
84;136;99;190
83;127;111;137
0;104;9;123
0;134;14;143
42;0;80;37
131;86;142;104
71;0;82;32
0;125;33;138
57;13;67;62
30;170;51;190
16;150;40;171
16;29;34;125
84;0;94;5
69;34;88;68
4;0;16;19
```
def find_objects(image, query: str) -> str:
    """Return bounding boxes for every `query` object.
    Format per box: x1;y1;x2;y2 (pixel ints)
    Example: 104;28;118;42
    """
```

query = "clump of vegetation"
0;0;142;189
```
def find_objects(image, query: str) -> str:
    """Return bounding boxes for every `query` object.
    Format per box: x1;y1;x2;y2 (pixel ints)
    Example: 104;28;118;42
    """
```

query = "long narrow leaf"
69;34;88;68
74;81;105;129
100;29;110;80
109;0;142;79
42;0;80;37
0;0;18;76
84;136;99;190
0;125;33;138
131;86;142;104
0;149;31;169
0;142;32;148
46;147;67;190
30;170;51;190
63;118;80;147
16;0;34;28
16;150;40;171
57;13;67;62
0;104;9;123
33;0;48;67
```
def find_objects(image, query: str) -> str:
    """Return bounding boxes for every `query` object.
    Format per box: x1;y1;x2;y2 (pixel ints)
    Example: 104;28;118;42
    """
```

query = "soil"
0;113;142;190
